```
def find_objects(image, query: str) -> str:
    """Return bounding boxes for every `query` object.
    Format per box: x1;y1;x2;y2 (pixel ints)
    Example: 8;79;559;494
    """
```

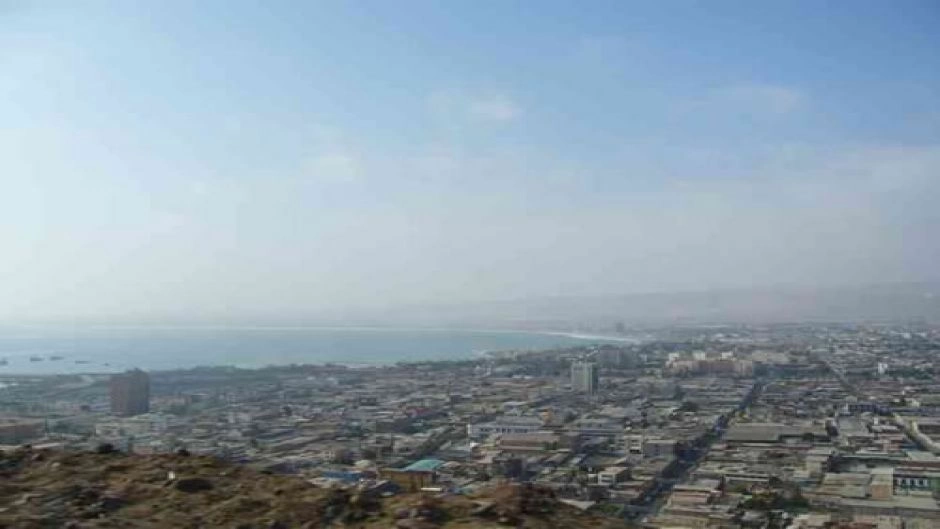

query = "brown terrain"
0;446;629;529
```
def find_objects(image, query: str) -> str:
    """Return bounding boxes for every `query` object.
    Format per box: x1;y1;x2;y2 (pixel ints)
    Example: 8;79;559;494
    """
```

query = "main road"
625;380;765;522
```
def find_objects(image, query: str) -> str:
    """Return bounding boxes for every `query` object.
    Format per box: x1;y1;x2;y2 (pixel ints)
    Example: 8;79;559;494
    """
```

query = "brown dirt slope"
0;447;628;529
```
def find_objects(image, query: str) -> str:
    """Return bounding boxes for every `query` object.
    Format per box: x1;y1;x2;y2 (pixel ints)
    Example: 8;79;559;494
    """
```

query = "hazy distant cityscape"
4;319;940;527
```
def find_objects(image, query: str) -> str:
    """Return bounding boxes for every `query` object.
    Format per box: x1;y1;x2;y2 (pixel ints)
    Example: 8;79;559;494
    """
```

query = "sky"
1;0;939;322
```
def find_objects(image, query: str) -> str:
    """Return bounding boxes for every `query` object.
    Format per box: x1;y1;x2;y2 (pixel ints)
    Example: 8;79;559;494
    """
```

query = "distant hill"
342;283;940;329
30;283;940;330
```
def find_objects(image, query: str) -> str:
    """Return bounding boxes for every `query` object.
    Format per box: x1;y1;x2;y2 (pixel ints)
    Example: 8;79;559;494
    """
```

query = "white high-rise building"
570;361;599;394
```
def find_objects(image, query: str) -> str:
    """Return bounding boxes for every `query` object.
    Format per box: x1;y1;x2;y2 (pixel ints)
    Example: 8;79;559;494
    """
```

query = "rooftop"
402;458;445;472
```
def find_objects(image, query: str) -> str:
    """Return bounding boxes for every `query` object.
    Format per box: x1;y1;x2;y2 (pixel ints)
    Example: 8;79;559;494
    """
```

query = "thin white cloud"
152;210;189;232
2;137;938;319
189;180;209;196
467;95;522;122
221;115;243;134
304;152;361;183
428;90;523;123
719;83;805;115
409;154;460;182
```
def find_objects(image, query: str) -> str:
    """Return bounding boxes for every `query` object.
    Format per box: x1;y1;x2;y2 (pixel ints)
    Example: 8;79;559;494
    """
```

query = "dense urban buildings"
2;323;940;527
109;369;151;416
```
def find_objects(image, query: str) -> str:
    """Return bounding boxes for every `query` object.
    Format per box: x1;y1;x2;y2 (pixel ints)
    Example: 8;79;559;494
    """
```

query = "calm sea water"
0;326;614;375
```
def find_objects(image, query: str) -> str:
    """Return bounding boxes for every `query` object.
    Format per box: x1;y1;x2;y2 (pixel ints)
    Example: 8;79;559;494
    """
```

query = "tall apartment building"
570;361;599;394
110;369;150;416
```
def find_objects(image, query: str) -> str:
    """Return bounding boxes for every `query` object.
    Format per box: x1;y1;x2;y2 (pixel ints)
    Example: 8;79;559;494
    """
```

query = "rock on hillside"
0;447;629;529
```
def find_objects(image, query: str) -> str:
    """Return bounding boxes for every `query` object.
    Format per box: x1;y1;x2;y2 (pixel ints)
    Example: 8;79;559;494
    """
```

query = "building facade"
570;361;599;394
110;369;151;416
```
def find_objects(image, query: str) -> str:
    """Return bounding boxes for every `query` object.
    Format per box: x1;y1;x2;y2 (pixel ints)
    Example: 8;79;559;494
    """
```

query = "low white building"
467;416;544;439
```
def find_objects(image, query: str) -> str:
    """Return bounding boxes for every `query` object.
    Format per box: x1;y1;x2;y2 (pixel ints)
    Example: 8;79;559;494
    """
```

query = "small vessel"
49;355;64;361
75;360;90;364
29;355;43;362
0;358;7;366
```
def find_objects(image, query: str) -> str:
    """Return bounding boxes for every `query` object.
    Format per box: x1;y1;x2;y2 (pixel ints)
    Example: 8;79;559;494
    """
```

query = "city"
3;2;939;526
3;323;940;528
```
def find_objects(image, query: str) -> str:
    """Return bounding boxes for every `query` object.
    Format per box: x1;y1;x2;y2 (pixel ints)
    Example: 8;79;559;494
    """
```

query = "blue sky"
2;1;939;320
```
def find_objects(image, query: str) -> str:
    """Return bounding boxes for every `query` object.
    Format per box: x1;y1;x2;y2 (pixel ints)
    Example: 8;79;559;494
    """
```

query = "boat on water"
49;355;64;361
29;355;43;362
0;358;7;366
75;360;90;364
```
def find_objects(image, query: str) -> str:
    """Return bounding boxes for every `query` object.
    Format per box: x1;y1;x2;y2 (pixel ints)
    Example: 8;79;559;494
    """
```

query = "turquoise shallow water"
0;326;611;375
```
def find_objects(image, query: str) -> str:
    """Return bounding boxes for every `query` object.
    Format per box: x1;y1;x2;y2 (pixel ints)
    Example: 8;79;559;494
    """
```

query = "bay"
0;325;621;375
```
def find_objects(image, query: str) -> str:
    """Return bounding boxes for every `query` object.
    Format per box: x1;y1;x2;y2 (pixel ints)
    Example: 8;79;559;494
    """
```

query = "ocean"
0;325;622;375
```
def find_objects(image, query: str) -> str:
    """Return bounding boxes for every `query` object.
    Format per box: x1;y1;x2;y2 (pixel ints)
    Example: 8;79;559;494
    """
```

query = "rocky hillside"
0;447;628;529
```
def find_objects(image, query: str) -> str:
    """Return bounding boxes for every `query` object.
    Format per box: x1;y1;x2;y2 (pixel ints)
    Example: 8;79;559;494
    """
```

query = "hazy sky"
2;1;939;321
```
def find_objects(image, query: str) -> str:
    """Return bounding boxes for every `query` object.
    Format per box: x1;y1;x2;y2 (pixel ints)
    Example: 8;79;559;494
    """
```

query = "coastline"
540;331;640;343
0;326;639;377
